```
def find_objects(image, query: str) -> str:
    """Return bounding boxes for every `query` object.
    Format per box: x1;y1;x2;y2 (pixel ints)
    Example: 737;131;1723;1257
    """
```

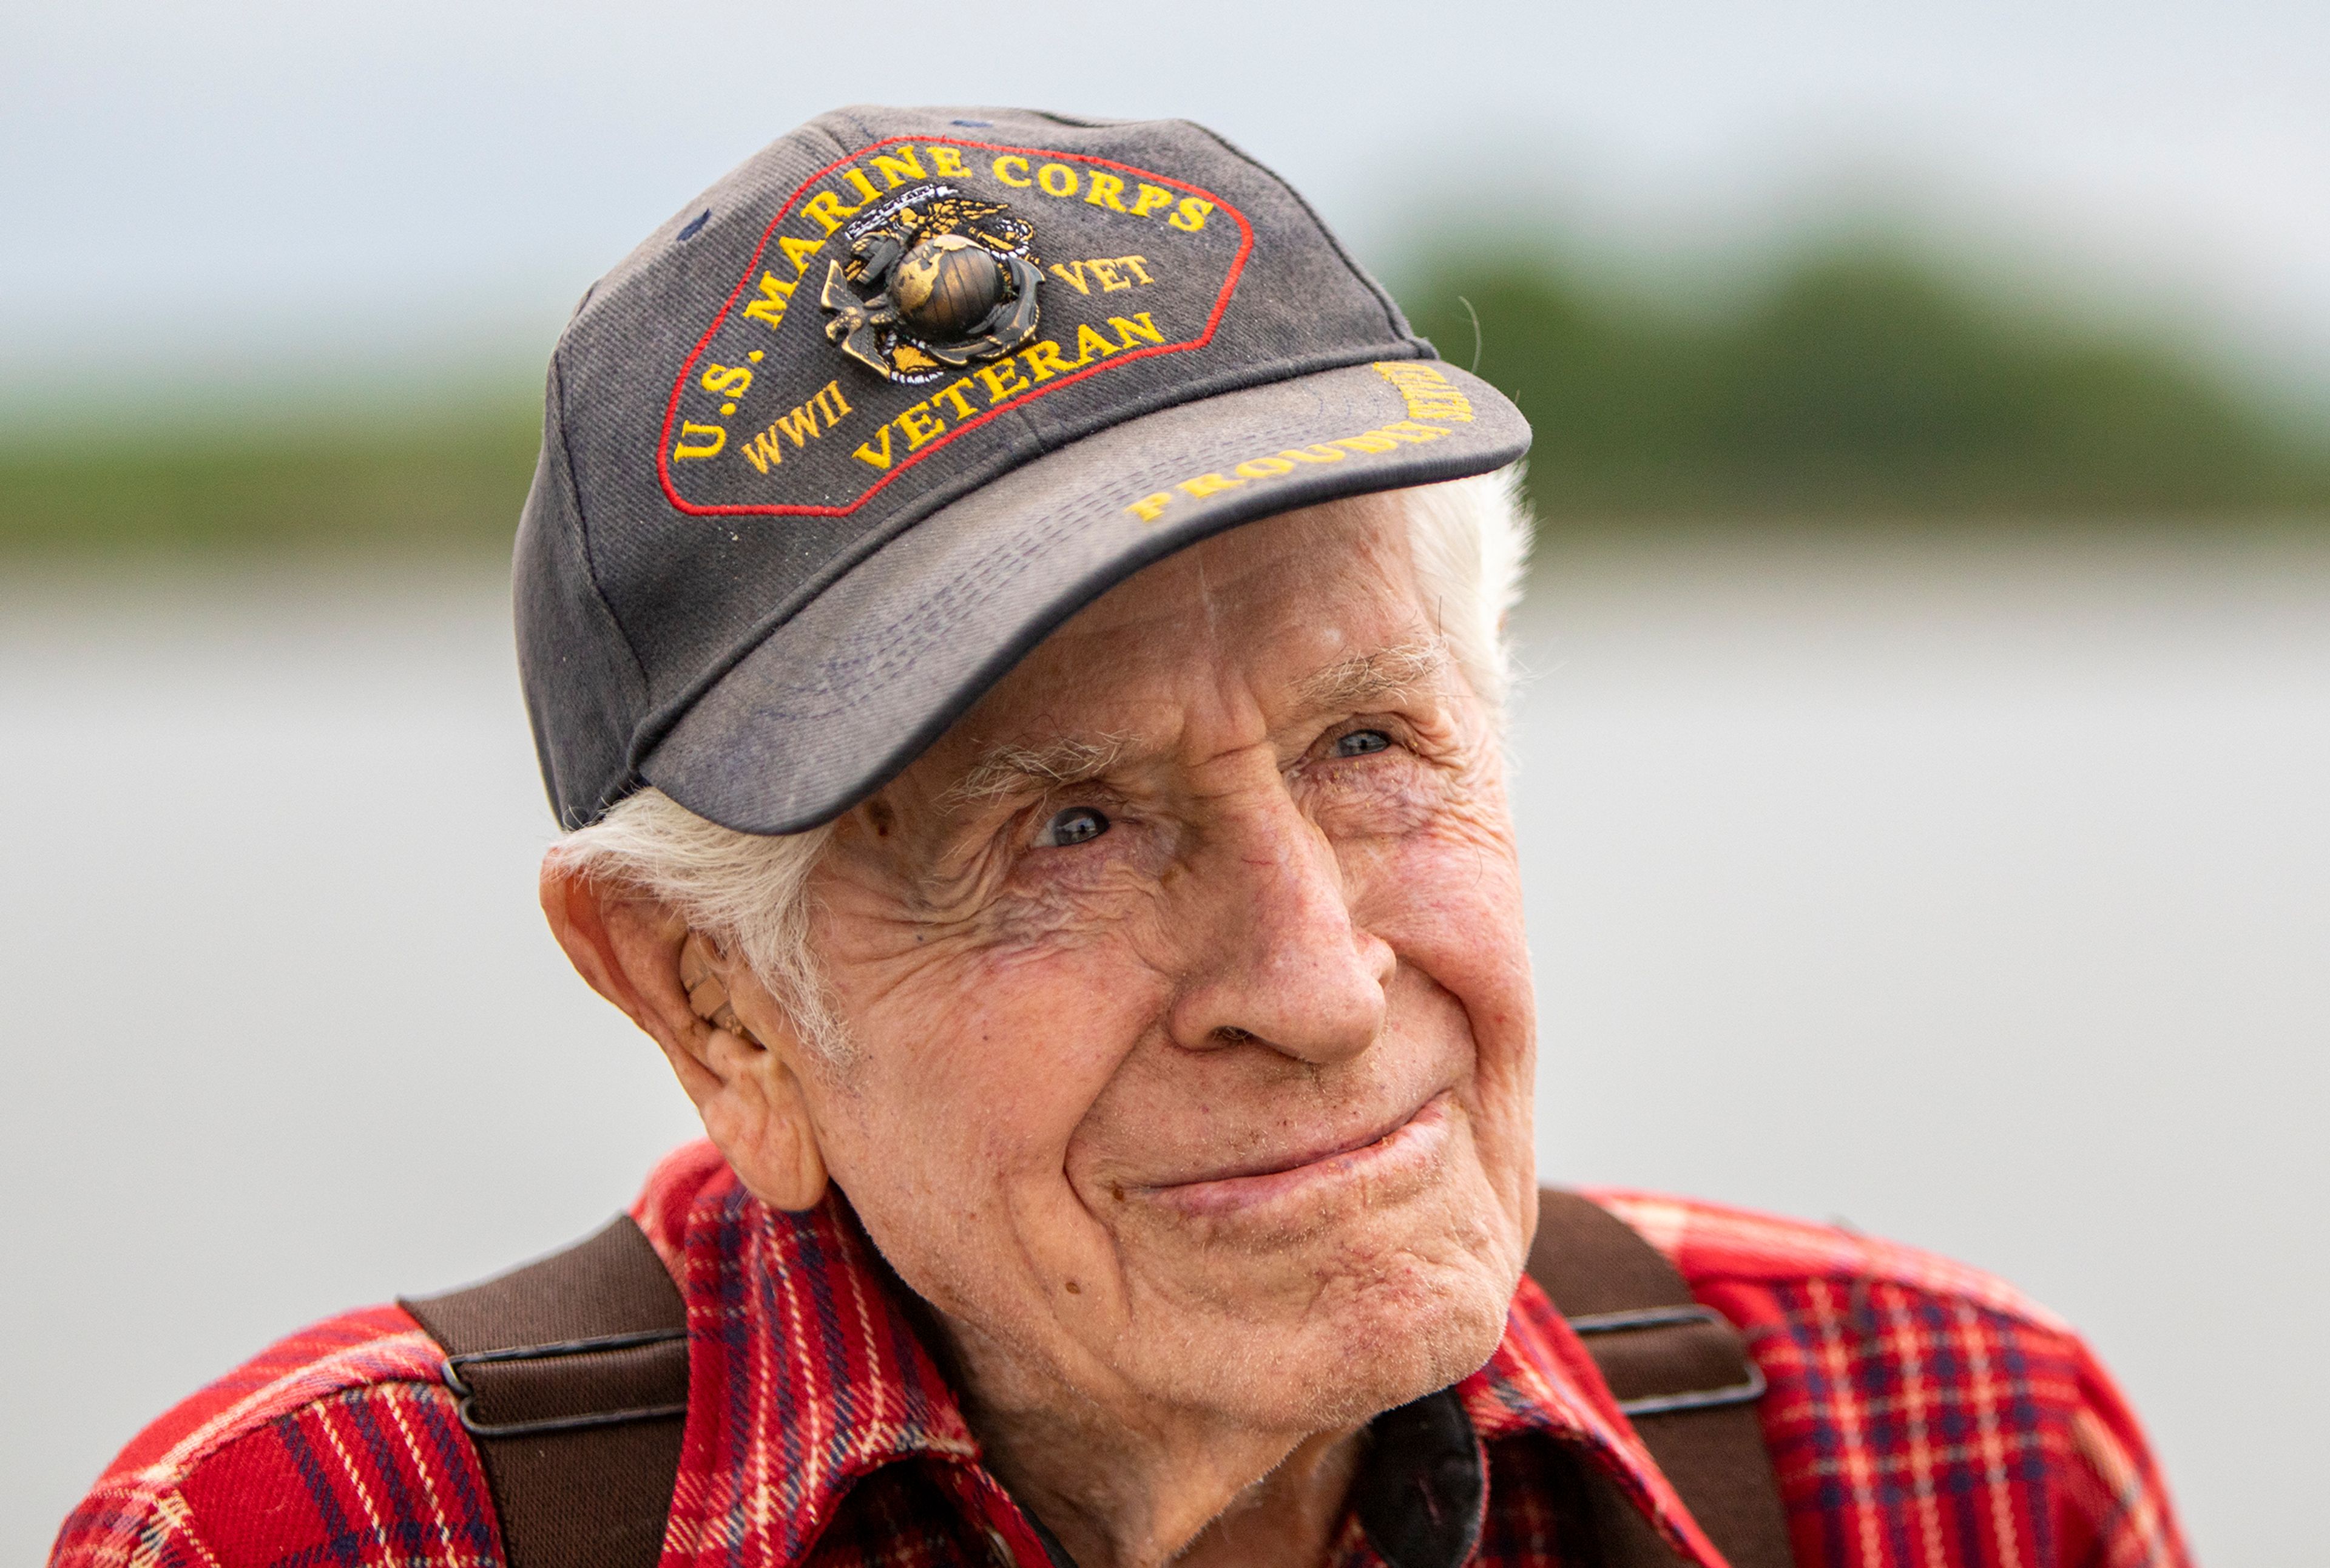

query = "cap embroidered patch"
659;137;1252;518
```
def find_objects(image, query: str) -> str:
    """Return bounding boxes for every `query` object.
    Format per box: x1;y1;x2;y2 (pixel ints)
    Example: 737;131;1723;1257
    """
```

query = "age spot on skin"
1064;1280;1082;1294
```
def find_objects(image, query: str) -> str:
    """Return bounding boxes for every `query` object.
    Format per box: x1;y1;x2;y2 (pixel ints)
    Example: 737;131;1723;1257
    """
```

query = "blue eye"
1038;805;1110;847
1334;729;1393;757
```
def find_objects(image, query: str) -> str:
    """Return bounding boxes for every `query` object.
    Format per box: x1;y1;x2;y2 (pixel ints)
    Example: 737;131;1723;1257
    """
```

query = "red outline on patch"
655;136;1255;518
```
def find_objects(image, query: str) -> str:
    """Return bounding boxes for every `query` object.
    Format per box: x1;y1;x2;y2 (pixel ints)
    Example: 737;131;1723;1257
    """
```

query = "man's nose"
1163;786;1395;1064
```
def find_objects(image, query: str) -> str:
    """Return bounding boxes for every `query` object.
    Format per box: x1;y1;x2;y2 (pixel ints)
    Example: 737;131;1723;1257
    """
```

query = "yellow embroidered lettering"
700;363;752;398
672;423;726;460
739;381;856;474
1072;323;1119;362
1177;473;1241;498
868;149;927;189
976;360;1032;404
1109;312;1165;349
852;425;896;470
802;190;863;235
993;155;1032;188
1084;172;1130;212
779;234;825;274
896;401;947;450
1136;414;1467;508
925;145;969;178
1371;362;1474;422
840;168;881;204
1048;258;1154;297
1379;420;1452;442
930;377;979;421
1168;197;1215;233
741;272;796;329
738;427;786;473
1129;184;1175;218
1021;340;1076;382
1036;162;1079;198
773;403;823;449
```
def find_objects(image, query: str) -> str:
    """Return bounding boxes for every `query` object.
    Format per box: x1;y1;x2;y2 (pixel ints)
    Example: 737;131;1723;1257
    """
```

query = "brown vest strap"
399;1216;687;1568
402;1195;1789;1568
1530;1189;1795;1568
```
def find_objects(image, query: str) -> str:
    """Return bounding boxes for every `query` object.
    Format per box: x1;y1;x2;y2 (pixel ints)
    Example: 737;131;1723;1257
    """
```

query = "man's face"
795;498;1536;1434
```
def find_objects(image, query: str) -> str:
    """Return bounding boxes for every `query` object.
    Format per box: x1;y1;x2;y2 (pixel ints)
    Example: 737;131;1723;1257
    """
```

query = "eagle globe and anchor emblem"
819;181;1044;384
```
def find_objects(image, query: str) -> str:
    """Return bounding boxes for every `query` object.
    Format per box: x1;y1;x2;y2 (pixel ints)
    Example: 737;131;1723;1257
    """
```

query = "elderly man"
58;109;2188;1568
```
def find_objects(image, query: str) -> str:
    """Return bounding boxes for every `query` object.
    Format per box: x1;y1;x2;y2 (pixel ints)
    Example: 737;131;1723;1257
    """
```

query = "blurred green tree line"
3;240;2325;555
1400;242;2330;521
0;407;544;556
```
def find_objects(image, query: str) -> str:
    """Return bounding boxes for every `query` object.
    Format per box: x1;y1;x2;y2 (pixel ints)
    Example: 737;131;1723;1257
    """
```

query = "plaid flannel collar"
630;1143;1723;1568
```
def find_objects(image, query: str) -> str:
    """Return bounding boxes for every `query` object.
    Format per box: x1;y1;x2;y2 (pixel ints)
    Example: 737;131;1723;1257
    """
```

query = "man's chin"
1299;1282;1511;1427
1128;1246;1519;1434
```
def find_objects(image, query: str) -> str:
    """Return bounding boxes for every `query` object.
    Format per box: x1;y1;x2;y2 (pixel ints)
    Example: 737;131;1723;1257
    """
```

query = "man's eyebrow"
1294;635;1451;714
945;734;1130;808
941;638;1447;808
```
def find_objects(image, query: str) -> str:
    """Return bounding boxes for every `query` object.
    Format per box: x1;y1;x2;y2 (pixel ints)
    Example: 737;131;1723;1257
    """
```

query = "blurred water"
4;532;2326;1564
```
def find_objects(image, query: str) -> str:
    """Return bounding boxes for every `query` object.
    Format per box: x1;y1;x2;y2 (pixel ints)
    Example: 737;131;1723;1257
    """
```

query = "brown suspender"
402;1190;1791;1568
1530;1191;1794;1568
399;1218;689;1568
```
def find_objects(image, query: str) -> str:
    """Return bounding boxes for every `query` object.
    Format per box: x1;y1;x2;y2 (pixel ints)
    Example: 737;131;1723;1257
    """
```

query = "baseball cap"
516;104;1530;834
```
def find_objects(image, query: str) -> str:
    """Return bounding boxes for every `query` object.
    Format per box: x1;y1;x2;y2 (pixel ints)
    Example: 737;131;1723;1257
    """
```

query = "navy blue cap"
515;104;1529;834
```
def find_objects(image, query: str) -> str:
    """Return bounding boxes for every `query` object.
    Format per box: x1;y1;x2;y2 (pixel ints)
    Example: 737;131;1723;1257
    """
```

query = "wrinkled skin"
547;498;1539;1568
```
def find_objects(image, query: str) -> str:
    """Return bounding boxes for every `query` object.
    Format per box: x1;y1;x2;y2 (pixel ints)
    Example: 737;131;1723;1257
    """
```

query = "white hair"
549;466;1533;1059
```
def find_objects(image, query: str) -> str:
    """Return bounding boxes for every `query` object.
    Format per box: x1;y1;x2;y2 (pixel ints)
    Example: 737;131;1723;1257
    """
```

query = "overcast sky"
6;0;2328;405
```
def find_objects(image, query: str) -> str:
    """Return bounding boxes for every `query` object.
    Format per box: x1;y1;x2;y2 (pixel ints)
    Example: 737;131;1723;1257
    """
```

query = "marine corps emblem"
819;181;1044;384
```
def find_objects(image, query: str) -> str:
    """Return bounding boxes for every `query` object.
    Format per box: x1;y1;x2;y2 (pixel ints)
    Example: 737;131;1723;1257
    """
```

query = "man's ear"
539;857;829;1211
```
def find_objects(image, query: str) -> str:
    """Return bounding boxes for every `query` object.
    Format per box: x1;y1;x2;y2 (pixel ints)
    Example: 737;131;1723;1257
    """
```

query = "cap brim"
639;361;1528;834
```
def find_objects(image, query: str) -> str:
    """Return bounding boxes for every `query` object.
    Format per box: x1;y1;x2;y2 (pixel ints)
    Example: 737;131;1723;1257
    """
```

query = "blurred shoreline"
7;237;2326;558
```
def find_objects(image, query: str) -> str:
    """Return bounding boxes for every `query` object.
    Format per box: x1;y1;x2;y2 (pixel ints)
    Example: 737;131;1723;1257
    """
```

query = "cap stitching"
1181;119;1418;350
547;351;653;820
590;115;863;708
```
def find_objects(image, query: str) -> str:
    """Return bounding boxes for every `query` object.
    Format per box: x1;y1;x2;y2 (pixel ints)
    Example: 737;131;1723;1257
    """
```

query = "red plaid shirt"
53;1141;2190;1567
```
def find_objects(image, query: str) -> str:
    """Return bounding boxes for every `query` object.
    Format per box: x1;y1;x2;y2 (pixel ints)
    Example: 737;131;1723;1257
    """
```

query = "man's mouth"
1135;1091;1454;1218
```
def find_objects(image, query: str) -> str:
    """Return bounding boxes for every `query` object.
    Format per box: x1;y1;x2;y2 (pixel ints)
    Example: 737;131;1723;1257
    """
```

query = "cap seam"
1026;108;1128;129
1182;119;1418;351
581;112;868;786
551;350;655;808
826;107;880;146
